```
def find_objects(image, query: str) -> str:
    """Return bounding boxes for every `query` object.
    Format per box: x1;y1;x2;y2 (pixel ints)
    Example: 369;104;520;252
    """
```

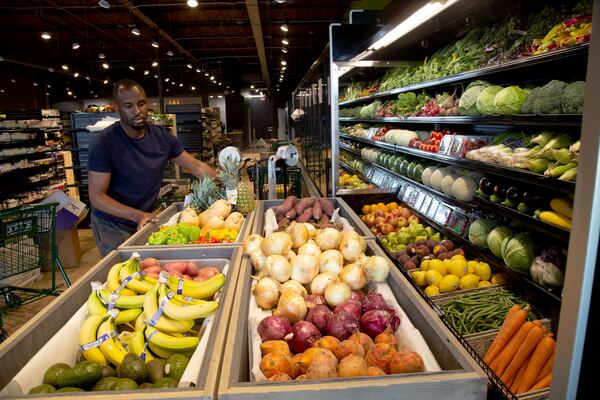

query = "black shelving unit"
339;114;583;127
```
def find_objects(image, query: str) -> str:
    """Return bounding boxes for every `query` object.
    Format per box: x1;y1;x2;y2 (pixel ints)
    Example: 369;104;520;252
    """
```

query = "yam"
366;343;397;373
274;196;297;214
306;355;337;380
260;340;291;357
294;198;315;215
312;200;322;220
296;208;313;223
319;198;335;217
335;340;366;361
389;350;425;374
338;355;368;377
260;350;298;379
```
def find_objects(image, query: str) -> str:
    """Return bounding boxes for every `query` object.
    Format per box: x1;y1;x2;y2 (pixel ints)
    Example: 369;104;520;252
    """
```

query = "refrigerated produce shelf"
339;114;583;127
339;143;361;156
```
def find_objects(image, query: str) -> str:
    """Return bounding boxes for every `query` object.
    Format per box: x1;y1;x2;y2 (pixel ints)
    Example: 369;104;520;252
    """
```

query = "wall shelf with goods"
330;1;597;398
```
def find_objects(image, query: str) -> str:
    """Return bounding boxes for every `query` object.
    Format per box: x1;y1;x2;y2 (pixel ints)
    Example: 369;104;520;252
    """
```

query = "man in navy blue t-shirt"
88;79;215;256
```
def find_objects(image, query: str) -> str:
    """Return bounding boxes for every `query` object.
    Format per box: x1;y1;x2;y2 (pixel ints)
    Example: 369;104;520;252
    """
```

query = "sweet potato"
277;218;291;229
312;200;322;221
312;336;341;355
366;343;397;373
268;373;291;381
338;355;368;377
389;350;425;374
306;354;337;380
298;347;338;375
319;198;335;217
261;340;291;357
318;214;331;229
348;332;375;354
294;198;315;215
140;258;160;270
274;196;297;215
185;262;199;277
163;261;188;274
296;208;313;223
196;267;220;281
335;340;366;361
284;208;297;220
367;366;386;376
143;265;162;275
260;350;297;379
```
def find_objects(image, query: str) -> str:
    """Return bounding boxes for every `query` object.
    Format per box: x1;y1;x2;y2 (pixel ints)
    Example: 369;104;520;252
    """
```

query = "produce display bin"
0;246;243;399
253;197;375;238
119;202;256;250
218;241;487;400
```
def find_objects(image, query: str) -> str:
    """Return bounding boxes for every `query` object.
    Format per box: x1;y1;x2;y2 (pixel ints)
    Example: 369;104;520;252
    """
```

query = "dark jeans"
91;213;136;258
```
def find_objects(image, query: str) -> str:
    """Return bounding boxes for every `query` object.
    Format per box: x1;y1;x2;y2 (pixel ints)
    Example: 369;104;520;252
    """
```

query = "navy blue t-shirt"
88;122;183;230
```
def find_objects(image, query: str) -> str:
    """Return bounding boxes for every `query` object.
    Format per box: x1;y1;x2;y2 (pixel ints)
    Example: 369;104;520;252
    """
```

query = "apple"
364;214;376;227
408;215;419;224
389;209;401;217
370;226;379;234
374;209;385;218
397;217;407;228
385;215;399;226
375;216;385;226
381;223;395;235
399;208;412;219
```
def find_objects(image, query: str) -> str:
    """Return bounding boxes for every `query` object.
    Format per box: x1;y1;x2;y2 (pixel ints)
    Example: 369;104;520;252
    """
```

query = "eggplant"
479;177;495;196
522;191;541;208
493;184;507;199
506;187;522;203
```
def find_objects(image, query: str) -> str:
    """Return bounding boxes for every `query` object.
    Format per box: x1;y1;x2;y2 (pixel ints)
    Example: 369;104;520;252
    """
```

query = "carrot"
500;325;544;384
484;305;528;364
493;321;534;377
489;356;501;373
510;358;530;393
530;371;553;391
536;349;555;382
518;336;556;393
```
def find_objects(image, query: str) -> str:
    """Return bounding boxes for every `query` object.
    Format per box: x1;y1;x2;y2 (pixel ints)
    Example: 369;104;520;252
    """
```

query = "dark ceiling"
0;0;352;105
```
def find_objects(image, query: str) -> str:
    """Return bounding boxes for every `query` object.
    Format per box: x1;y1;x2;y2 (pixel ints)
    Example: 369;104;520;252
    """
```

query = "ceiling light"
204;72;209;77
281;60;287;66
131;28;140;36
166;88;170;92
66;87;70;91
85;76;90;80
275;0;286;3
103;79;109;84
41;31;51;40
154;74;158;78
186;64;193;69
67;91;73;96
282;47;288;53
250;85;254;89
152;60;158;67
191;86;196;90
72;42;80;50
171;81;175;85
10;78;16;83
144;70;149;75
210;75;215;80
369;0;459;51
218;82;222;86
218;95;223;98
179;83;183;87
62;64;69;70
98;0;110;9
129;65;135;70
99;53;106;59
187;0;199;7
282;38;289;45
48;67;54;72
280;24;288;32
102;62;109;69
282;66;286;70
166;51;174;57
47;84;51;88
45;92;49;96
94;94;98;98
73;72;79;77
196;68;201;73
151;41;159;48
33;82;38;86
165;77;170;82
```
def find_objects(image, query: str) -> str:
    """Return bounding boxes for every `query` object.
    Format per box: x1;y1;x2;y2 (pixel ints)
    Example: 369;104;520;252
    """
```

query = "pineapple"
189;175;223;211
218;156;255;215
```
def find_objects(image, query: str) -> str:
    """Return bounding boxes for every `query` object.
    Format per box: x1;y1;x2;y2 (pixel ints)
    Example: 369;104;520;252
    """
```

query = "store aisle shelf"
339;114;583;127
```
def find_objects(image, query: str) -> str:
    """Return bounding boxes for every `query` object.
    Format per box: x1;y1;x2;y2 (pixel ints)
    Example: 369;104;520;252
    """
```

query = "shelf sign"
433;203;452;225
0;217;37;240
427;198;440;219
414;192;426;211
447;208;470;236
420;195;433;214
402;186;414;204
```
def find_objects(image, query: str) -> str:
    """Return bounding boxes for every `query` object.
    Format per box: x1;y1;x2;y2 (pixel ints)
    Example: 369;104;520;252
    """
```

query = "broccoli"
562;81;585;114
532;80;567;115
521;87;540;114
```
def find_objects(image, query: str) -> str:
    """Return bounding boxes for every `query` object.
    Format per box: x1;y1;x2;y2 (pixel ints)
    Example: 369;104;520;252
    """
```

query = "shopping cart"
0;203;71;317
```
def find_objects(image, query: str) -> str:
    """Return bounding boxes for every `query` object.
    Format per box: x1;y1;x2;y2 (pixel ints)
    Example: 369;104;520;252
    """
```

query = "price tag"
433;203;451;225
414;192;426;211
420;195;432;214
397;184;407;200
447;209;470;236
427;198;440;219
403;186;414;203
407;188;419;207
226;189;238;205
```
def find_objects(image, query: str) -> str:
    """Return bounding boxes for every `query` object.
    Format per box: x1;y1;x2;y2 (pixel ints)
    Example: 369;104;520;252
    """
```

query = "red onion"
360;309;396;339
334;300;361;321
287;321;321;353
326;313;359;340
257;315;293;342
361;292;387;313
388;308;401;332
305;304;333;334
304;294;327;309
350;290;367;307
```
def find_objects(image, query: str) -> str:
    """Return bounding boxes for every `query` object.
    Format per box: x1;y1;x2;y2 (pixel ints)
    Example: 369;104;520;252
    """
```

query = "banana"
147;341;174;359
143;284;195;334
118;254;157;294
144;325;199;353
114;308;142;325
79;313;108;365
129;330;154;363
167;273;226;300
87;291;107;315
158;283;219;321
97;289;145;309
97;311;129;366
106;261;137;296
134;313;146;332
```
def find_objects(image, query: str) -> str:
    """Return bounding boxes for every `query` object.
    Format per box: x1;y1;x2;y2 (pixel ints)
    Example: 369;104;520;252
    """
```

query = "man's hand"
138;213;159;230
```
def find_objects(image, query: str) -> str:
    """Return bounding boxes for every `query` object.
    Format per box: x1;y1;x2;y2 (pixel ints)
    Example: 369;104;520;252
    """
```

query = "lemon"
420;259;430;271
451;254;466;260
428;259;447;276
425;270;443;286
478;280;492;287
447;259;468;278
491;272;509;285
473;262;492;281
424;285;440;296
439;275;459;293
459;274;481;290
411;271;427;287
467;260;478;274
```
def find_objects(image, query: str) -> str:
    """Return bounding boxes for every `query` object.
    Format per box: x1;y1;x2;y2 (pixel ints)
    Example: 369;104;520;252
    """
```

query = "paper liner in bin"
248;278;441;381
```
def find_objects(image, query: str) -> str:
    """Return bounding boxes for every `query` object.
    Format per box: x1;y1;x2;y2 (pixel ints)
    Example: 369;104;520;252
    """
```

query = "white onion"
355;253;369;267
253;276;279;309
243;234;263;255
324;282;352;307
340;230;361;243
310;272;340;296
273;291;307;324
290;254;320;284
339;263;368;290
265;255;292;282
288;222;309;249
315;227;342;250
298;241;322;257
363;255;391;282
339;235;366;262
261;232;293;256
280;279;308;297
286;249;297;260
318;249;344;274
249;251;267;273
304;223;317;238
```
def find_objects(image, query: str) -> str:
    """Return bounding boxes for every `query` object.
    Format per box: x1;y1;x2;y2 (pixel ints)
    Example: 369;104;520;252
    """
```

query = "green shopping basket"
0;202;71;316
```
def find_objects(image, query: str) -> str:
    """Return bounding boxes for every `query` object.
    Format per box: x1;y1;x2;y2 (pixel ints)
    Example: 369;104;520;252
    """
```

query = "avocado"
55;387;84;393
154;377;178;389
42;363;72;388
92;376;120;391
147;359;166;383
113;378;139;391
138;382;155;389
101;365;115;378
28;384;56;394
116;353;148;384
72;361;104;389
164;354;189;383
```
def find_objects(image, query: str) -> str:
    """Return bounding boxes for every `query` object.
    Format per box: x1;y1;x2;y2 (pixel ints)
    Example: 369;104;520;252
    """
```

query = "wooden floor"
1;229;101;336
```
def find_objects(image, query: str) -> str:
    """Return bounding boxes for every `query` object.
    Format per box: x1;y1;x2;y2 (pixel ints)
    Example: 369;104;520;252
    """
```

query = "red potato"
140;258;160;270
163;261;188;274
185;262;199;277
143;265;162;275
169;269;183;278
196;267;220;281
145;272;159;279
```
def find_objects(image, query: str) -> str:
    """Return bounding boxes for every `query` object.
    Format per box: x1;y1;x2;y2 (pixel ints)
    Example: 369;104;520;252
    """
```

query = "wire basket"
257;166;301;200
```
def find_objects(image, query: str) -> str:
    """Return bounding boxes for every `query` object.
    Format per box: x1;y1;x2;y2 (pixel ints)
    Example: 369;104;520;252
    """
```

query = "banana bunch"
80;257;226;367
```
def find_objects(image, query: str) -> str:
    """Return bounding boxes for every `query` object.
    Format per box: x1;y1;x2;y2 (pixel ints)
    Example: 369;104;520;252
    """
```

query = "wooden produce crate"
119;202;256;250
218;241;488;400
0;246;244;399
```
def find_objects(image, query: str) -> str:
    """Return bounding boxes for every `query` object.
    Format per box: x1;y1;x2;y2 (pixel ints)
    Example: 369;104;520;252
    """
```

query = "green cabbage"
459;83;488;115
494;86;529;115
502;232;536;275
476;86;502;115
468;219;499;248
486;226;514;258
